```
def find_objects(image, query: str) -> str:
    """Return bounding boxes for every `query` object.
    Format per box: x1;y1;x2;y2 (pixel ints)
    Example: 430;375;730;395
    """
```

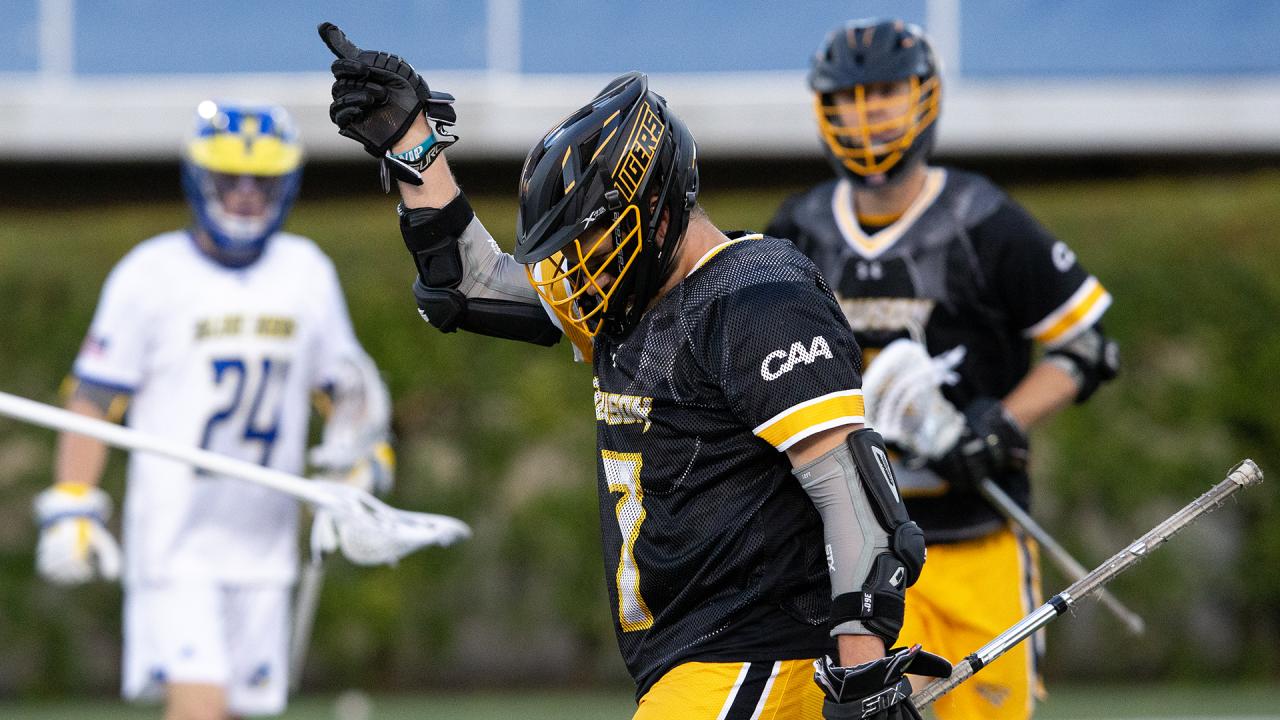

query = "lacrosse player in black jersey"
766;19;1120;720
317;22;951;720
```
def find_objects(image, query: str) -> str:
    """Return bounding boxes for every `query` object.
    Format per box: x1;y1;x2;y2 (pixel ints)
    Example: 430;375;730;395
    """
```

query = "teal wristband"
389;132;440;167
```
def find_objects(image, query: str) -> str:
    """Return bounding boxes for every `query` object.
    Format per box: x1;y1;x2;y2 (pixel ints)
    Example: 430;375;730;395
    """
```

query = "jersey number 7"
602;450;654;632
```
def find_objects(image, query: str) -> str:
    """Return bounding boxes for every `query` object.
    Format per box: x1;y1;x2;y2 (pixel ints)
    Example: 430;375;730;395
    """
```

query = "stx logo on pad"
760;335;834;381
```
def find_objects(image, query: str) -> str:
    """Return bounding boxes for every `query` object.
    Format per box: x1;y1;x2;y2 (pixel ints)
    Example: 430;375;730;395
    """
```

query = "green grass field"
4;685;1280;719
2;170;1280;707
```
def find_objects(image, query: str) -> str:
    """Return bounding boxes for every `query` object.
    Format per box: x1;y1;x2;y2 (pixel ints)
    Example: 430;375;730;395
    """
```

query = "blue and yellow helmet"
181;100;303;267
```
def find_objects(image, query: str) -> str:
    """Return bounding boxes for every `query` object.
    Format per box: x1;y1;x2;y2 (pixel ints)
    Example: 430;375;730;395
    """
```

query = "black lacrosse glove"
928;396;1028;492
814;645;952;720
318;22;457;160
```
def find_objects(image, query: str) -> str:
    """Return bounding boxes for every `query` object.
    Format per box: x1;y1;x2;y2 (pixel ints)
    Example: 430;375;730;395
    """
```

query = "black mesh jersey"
768;168;1112;542
590;234;866;697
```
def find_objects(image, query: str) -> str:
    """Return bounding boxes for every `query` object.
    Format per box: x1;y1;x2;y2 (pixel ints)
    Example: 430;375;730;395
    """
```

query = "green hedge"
0;171;1276;695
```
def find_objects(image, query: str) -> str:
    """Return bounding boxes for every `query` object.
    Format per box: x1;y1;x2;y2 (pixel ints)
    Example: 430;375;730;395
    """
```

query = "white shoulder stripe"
1024;275;1112;347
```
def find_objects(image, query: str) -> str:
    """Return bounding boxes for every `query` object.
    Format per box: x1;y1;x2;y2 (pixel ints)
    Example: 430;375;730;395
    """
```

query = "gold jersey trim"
832;168;946;259
753;389;865;451
688;234;763;277
1025;276;1112;347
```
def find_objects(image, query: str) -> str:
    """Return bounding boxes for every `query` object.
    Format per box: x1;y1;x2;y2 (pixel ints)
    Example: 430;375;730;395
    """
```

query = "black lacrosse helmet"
516;72;699;340
809;19;941;187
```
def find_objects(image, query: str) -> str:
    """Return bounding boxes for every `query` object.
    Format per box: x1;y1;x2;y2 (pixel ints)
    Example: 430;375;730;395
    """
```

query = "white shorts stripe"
715;662;753;720
748;661;783;720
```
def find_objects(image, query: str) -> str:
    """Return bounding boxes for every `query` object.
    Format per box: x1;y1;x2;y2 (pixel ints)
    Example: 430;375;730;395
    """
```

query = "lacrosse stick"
288;551;326;691
912;459;1263;708
0;390;470;566
978;478;1144;635
863;339;1144;632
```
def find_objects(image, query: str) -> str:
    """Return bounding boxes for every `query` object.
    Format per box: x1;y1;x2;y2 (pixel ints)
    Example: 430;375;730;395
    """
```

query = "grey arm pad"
793;440;889;638
454;216;540;304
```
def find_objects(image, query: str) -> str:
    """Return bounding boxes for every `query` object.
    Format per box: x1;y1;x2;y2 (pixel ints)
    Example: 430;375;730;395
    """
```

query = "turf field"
3;685;1280;719
2;170;1279;707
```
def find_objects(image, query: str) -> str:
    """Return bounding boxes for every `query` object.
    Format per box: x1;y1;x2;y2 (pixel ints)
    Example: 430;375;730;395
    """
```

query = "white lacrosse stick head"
311;481;471;566
862;338;967;460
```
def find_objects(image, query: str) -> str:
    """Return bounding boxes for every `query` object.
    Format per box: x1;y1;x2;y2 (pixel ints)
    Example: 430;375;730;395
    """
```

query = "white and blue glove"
309;440;397;562
34;483;122;584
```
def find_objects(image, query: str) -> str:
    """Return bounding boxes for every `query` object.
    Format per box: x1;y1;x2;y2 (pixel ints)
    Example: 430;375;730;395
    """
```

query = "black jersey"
768;169;1112;542
588;235;865;697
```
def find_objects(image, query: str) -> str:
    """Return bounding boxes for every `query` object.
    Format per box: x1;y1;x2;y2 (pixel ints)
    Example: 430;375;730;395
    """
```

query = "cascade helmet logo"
761;335;834;381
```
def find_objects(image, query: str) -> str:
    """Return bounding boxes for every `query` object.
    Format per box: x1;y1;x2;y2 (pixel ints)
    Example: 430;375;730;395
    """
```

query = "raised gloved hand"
318;21;457;187
928;396;1028;491
33;483;122;584
814;645;952;719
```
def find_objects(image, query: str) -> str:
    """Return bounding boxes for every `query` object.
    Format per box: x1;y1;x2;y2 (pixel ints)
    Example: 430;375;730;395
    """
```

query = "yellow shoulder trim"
753;390;865;451
1026;276;1112;347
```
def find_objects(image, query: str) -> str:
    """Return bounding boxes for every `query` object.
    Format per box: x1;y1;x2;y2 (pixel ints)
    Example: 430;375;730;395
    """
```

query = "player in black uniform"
767;19;1120;720
318;23;950;720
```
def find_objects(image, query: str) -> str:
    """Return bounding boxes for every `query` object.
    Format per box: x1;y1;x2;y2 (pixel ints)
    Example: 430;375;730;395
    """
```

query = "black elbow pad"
1045;324;1120;403
398;192;475;288
411;276;562;347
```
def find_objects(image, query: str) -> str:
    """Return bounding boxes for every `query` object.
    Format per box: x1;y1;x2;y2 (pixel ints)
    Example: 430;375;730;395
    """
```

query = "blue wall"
520;1;925;73
0;1;41;72
962;1;1280;77
6;1;1278;77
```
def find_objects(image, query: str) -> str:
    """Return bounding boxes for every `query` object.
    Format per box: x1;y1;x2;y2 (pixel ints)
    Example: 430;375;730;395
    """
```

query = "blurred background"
1;1;1278;717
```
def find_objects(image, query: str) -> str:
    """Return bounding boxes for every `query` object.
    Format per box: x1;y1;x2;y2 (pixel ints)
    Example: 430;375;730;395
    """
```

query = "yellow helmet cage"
814;75;940;179
526;203;645;340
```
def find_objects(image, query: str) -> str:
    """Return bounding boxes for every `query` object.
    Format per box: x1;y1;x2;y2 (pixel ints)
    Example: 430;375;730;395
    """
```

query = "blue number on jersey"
200;357;285;466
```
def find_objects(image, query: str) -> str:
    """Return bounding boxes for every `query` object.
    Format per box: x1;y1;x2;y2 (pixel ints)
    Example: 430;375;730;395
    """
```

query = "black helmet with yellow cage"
810;19;940;187
515;72;699;340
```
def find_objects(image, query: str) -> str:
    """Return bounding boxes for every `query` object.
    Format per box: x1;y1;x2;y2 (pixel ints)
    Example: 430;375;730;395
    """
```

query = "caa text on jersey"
760;335;834;381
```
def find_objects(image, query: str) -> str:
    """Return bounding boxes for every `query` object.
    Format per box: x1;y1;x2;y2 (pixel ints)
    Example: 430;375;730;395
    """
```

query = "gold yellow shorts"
635;658;824;720
900;526;1043;720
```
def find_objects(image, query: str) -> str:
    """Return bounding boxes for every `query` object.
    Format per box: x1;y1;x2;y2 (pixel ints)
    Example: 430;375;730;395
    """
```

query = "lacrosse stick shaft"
914;459;1263;708
288;557;326;692
0;390;334;506
978;478;1145;635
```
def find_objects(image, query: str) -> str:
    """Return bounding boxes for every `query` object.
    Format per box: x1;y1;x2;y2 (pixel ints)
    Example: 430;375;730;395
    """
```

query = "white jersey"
74;231;365;585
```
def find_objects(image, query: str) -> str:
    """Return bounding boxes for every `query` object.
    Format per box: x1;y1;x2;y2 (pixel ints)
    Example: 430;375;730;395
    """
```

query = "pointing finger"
318;22;362;60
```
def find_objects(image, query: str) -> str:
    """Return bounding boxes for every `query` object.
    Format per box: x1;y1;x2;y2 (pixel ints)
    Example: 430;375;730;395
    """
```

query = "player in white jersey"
32;101;392;719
